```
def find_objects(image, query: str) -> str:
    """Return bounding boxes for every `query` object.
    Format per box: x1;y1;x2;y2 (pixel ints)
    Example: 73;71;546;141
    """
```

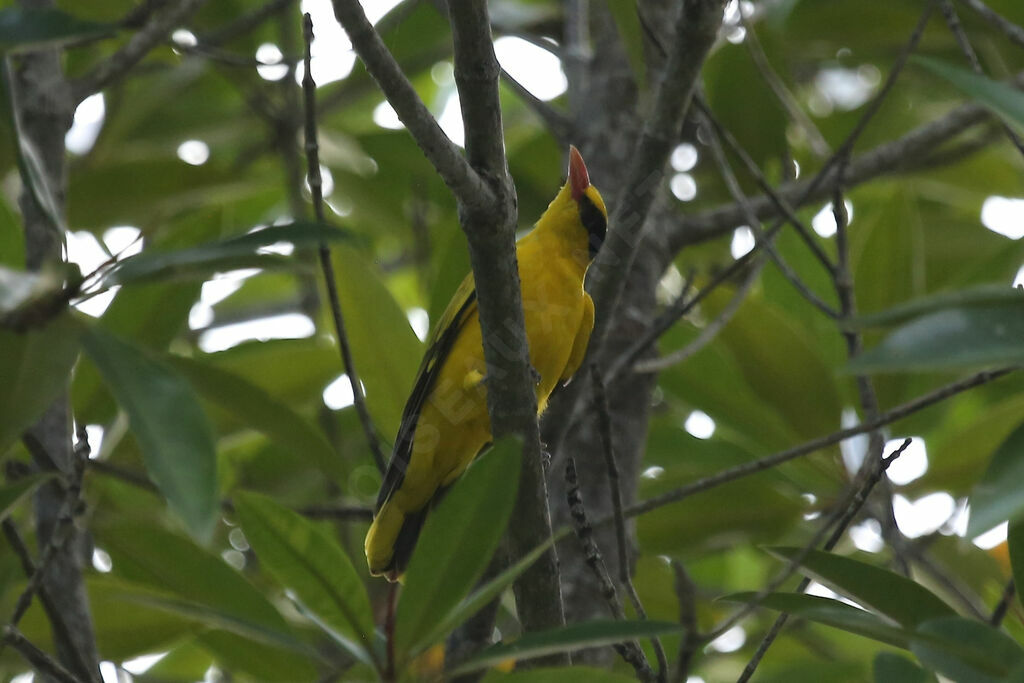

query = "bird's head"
556;145;608;261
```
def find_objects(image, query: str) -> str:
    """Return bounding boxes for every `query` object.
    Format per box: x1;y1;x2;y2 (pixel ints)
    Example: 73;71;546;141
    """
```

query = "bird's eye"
579;195;607;258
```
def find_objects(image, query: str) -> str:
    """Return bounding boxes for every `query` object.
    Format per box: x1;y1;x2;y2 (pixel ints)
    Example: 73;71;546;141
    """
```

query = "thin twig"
72;0;211;102
566;457;657;682
939;0;1024;159
956;0;1024;50
4;626;83;683
733;440;911;681
591;366;669;681
739;11;831;159
634;254;765;374
302;13;387;473
620;367;1015;522
499;66;571;142
990;579;1016;627
670;560;698;683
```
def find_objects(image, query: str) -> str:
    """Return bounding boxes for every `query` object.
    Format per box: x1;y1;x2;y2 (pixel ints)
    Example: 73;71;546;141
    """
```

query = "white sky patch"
730;226;755;259
839;407;869;474
123;652;169;675
893;492;956;539
66;92;105;155
407;307;429;341
171;29;197;47
494;36;567;101
438;92;465;147
324;373;366;410
177;139;210;166
1014;264;1024;288
670;173;697;201
815;66;878;111
811;200;854;237
373;100;405;130
686;678;706;683
198;313;315;352
706;625;745;653
100;662;119;683
684;410;715;439
885;436;928;486
84;424;105;459
104;226;142;258
981;196;1024;239
66;230;118;317
972;521;1008;549
92;547;113;573
256;43;289;81
849;518;885;553
641;465;665;480
671;143;699;172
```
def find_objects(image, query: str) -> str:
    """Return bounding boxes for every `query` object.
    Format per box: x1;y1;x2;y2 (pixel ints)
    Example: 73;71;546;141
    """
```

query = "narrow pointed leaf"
233;492;375;666
451;621;686;676
101;222;353;287
720;592;910;648
0;313;81;452
852;286;1023;327
967;421;1024;537
481;666;639;683
95;523;303;652
766;547;955;628
169;356;342;482
847;298;1024;373
395;437;521;657
915;56;1024;133
873;652;933;683
411;525;573;657
82;327;218;541
910;616;1024;683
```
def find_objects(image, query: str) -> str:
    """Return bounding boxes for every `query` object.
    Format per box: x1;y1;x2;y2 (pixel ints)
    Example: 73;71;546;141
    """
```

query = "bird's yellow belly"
395;280;585;513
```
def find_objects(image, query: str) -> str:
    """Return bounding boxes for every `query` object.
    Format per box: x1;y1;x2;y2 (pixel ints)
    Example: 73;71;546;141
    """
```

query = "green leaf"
765;547;956;628
233;491;375;666
0;313;81;452
410;526;570;657
327;243;423;438
100;222;354;287
720;592;910;648
82;327;218;541
910;616;1024;683
481;666;639;683
1008;519;1024;613
395;438;522;658
168;355;342;482
915;56;1024;133
967;421;1024;537
199;629;319;682
873;652;933;683
853;285;1024;327
451;620;686;676
94;523;302;652
0;7;113;52
848;297;1024;373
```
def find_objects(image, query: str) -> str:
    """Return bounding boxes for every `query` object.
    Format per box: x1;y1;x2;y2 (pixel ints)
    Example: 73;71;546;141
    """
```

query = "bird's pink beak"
568;145;590;201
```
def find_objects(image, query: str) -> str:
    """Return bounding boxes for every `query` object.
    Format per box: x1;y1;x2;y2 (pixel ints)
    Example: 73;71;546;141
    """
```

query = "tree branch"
446;0;566;645
588;0;726;346
956;0;1024;50
331;0;492;211
71;0;211;102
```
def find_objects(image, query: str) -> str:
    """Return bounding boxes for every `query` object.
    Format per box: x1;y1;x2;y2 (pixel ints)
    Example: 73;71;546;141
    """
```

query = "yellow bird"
365;146;608;580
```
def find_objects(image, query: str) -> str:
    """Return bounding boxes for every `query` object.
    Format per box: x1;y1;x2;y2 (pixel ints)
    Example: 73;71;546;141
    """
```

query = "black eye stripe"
579;195;607;258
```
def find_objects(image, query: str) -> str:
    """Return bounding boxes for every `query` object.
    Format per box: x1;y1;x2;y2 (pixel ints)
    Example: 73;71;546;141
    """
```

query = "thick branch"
588;0;725;342
71;0;211;102
447;1;567;644
332;0;492;211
